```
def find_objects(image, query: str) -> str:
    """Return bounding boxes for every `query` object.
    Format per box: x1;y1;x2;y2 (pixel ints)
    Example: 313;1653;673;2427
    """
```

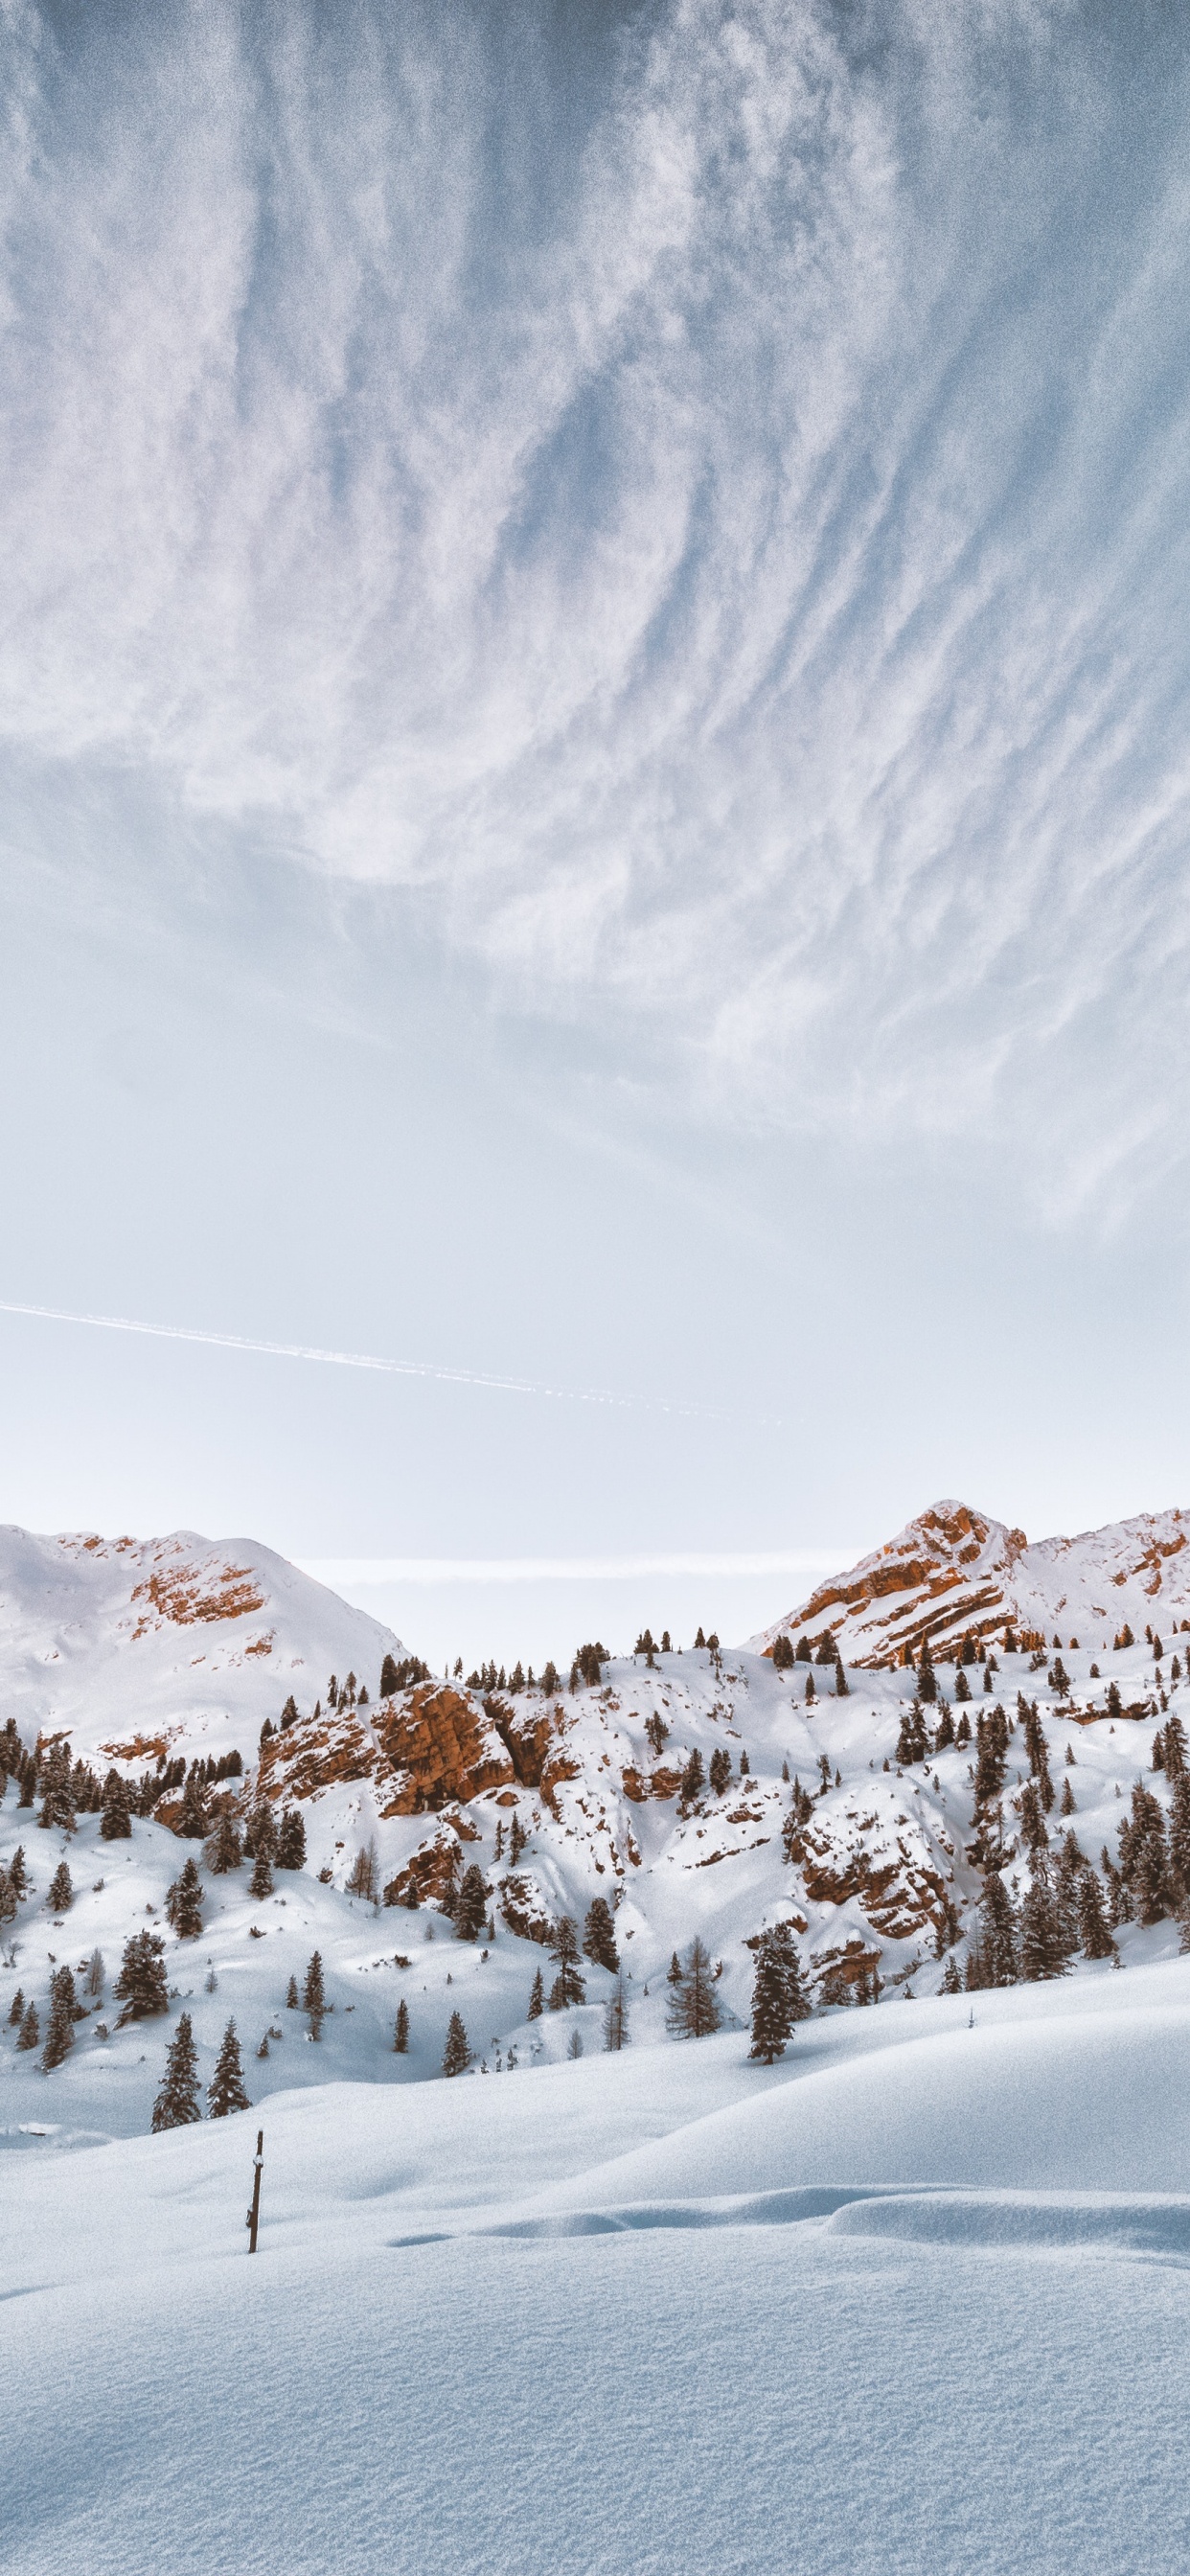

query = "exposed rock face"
756;1500;1190;1668
497;1872;555;1945
374;1686;513;1814
383;1832;465;1912
261;1712;374;1802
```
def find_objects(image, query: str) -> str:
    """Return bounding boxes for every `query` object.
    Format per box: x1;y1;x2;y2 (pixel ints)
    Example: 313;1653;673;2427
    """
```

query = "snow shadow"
827;2192;1190;2261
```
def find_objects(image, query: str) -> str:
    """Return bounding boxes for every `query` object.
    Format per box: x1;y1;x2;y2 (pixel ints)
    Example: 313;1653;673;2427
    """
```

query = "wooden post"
247;2128;263;2252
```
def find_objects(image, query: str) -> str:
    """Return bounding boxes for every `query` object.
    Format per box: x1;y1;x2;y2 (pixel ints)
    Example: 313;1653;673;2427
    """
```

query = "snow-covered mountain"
0;1523;404;1766
1;1501;1187;2137
752;1498;1190;1666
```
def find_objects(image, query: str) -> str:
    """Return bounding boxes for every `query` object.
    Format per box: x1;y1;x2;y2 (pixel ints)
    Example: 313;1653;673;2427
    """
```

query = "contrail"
0;1299;774;1427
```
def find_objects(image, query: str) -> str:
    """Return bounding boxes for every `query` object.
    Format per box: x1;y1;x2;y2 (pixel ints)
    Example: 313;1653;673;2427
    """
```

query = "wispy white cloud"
3;0;1190;1213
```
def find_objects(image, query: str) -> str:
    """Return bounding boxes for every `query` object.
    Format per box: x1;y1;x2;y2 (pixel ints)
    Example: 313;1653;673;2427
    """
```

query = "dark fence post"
247;2128;263;2252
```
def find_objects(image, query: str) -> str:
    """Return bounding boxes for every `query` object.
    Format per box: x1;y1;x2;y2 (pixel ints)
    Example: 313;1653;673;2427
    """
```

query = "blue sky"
2;0;1188;1666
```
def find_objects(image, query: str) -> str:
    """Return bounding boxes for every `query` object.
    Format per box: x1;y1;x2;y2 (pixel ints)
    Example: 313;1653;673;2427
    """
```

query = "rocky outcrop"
375;1686;513;1813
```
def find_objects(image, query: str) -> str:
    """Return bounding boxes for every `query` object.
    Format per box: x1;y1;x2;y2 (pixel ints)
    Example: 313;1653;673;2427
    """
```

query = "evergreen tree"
835;1658;849;1697
16;1999;39;2051
166;1856;204;1938
207;2018;250;2117
152;2012;202;2129
1118;1782;1172;1923
749;1932;794;2061
8;1844;27;1899
249;1844;274;1900
454;1864;488;1943
394;1999;409;2054
48;1860;73;1913
379;1653;400;1697
527;1966;545;2020
603;1971;629;2052
954;1668;972;1704
206;1812;243;1874
583;1898;620;1972
979;1874;1018;1987
286;1974;299;2009
933;1705;955;1752
680;1748;705;1805
547;1917;586;2011
8;1986;24;2026
666;1936;721;2038
917;1636;937;1705
242;1800;277;1862
178;1772;209;1839
40;1966;78;2070
276;1807;306;1870
443;2011;471;2076
1060;1776;1076;1816
1163;1712;1188;1777
1018;1879;1069;1982
100;1772;132;1840
1077;1869;1115;1961
114;1930;170;2022
303;1950;326;2037
666;1948;683;1986
1169;1771;1190;1903
709;1746;732;1796
279;1695;299;1730
1018;1780;1047;1856
940;1954;963;1994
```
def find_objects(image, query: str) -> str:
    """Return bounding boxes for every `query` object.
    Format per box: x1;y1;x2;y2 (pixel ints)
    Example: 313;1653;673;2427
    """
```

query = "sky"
2;0;1190;1668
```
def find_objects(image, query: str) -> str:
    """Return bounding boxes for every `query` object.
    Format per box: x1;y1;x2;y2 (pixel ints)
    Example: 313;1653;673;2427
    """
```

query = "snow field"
7;1961;1190;2574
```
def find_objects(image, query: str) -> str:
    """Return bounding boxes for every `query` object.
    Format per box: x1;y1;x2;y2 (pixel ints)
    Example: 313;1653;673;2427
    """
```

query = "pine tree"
680;1748;705;1805
454;1864;488;1943
979;1873;1018;1986
666;1948;683;1986
40;1966;77;2070
547;1917;586;2011
206;1812;242;1874
100;1772;132;1840
16;1999;39;2050
177;1772;208;1839
48;1860;73;1913
709;1746;732;1796
583;1898;620;1972
527;1966;545;2020
1018;1879;1069;1982
1163;1712;1188;1777
394;1999;409;2054
1077;1869;1115;1961
1060;1776;1076;1816
249;1844;274;1900
286;1974;299;2009
954;1668;972;1704
917;1636;937;1705
1169;1772;1190;1903
152;2012;202;2129
442;2011;471;2076
303;1950;326;2037
603;1970;629;2052
114;1930;170;2022
835;1658;850;1697
8;1844;27;1899
666;1936;721;2038
276;1807;306;1870
933;1705;955;1752
379;1653;400;1697
8;1986;24;2026
748;1933;795;2061
207;2019;250;2117
167;1856;204;1938
242;1800;277;1862
940;1955;963;1994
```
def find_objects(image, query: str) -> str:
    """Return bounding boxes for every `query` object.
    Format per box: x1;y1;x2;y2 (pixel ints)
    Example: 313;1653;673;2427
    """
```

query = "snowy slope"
7;1966;1190;2576
0;1523;404;1761
752;1496;1190;1664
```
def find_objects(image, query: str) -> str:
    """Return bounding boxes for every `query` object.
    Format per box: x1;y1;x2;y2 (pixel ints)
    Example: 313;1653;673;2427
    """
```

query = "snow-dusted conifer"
114;1930;170;2021
249;1844;274;1900
527;1967;544;2020
206;1813;242;1874
100;1772;132;1840
47;1860;73;1913
40;1966;77;2070
394;1999;409;2053
666;1936;721;2038
583;1898;619;1972
208;2019;250;2117
443;2011;471;2076
152;2012;201;2130
303;1950;326;2037
16;1999;39;2050
454;1865;488;1942
547;1917;586;2011
276;1807;306;1870
167;1856;204;1938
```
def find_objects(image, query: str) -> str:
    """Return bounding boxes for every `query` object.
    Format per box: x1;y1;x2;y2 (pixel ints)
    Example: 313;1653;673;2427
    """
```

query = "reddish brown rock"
376;1686;513;1813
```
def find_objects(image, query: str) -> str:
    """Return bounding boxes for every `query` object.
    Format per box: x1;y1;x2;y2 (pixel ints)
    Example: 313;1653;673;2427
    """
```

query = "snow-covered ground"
7;1958;1190;2575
